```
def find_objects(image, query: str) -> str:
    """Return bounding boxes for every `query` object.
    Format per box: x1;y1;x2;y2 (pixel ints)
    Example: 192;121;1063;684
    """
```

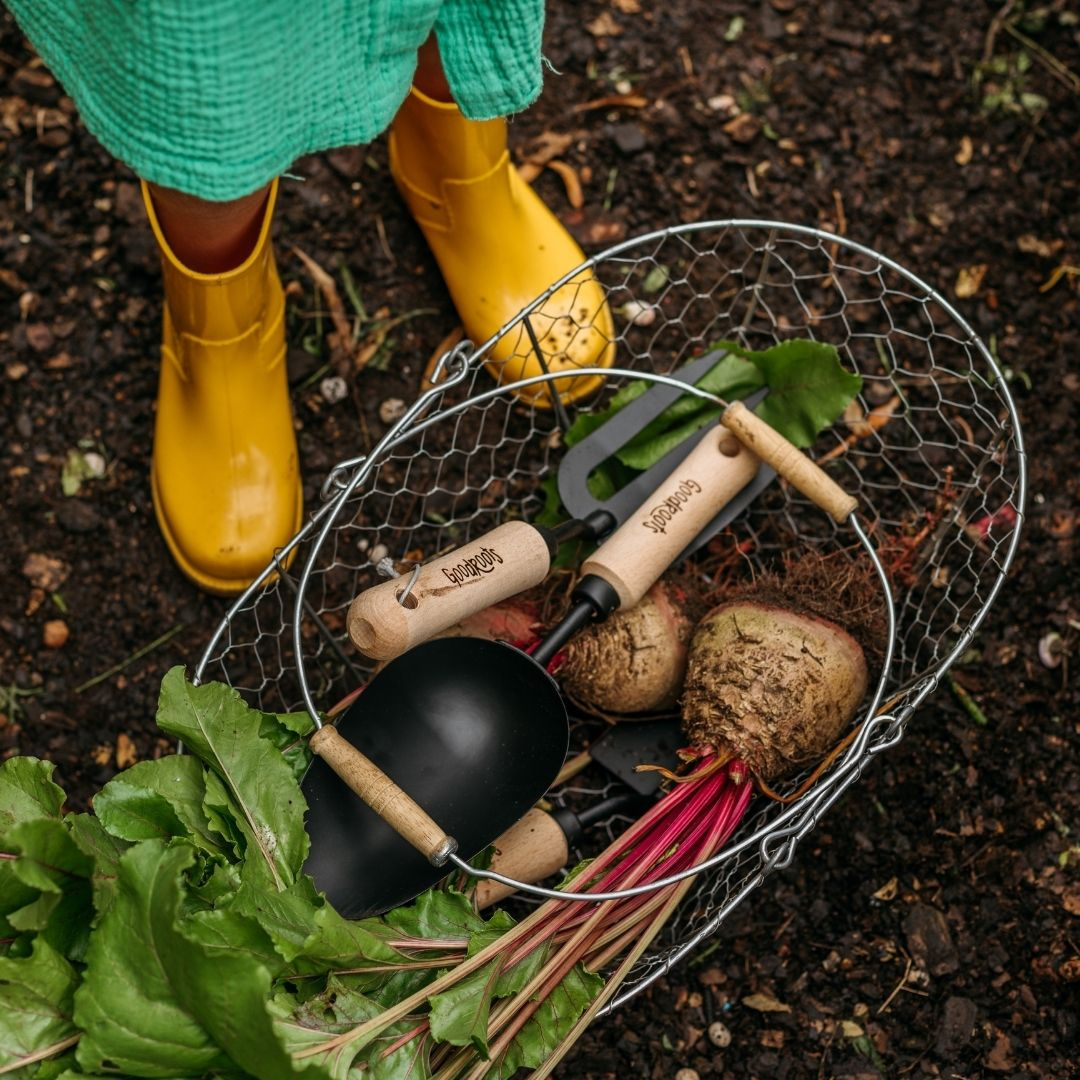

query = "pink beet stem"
506;761;750;963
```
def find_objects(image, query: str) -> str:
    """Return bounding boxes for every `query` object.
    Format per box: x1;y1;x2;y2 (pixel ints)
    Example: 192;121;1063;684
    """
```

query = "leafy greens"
0;669;598;1079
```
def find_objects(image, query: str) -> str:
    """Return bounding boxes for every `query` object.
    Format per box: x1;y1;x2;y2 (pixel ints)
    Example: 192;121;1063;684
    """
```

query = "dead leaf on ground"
954;263;988;298
0;266;28;292
723;113;761;144
116;732;138;769
92;744;112;766
586;12;622;36
984;1031;1014;1072
742;992;792;1014
873;876;900;901
1016;234;1064;258
612;0;641;12
954;136;974;165
293;246;353;356
586;220;627;245
547;160;585;209
518;131;577;182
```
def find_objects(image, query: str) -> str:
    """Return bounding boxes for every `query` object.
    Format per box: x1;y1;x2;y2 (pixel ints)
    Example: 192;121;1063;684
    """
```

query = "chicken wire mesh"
194;220;1025;1006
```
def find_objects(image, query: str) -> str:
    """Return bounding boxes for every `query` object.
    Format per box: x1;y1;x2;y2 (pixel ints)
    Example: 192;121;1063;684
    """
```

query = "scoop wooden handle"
309;725;456;865
580;427;760;610
475;808;570;909
347;521;553;661
721;401;858;523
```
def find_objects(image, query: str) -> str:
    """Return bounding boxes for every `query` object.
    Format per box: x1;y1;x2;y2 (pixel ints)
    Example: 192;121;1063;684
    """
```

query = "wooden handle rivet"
718;435;741;457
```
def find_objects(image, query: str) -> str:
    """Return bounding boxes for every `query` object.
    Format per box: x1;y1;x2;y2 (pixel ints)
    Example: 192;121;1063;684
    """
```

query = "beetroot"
557;579;700;714
681;599;869;781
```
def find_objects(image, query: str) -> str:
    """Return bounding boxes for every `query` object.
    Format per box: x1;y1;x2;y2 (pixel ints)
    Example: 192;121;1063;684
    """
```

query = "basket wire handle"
720;400;859;522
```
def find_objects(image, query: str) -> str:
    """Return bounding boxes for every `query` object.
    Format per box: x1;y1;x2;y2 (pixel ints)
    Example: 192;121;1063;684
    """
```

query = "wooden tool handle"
580;427;760;610
721;401;858;523
347;521;552;661
475;808;570;909
309;725;456;866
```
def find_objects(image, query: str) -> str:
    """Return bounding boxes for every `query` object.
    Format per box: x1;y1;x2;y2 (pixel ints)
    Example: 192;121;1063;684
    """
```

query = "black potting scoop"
348;351;769;664
303;636;568;918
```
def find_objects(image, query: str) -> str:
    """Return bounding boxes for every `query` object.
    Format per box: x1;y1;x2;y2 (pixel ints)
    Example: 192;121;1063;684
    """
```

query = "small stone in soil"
708;1021;732;1048
379;398;407;424
320;376;349;404
56;500;102;533
903;902;959;976
43;620;69;649
610;122;647;154
934;995;978;1056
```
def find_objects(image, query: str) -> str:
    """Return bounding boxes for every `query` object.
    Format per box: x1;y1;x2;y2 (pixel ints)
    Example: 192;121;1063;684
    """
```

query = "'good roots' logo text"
440;546;504;585
642;479;703;535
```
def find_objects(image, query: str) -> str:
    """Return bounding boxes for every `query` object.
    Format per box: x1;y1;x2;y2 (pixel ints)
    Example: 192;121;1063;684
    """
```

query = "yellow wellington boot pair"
389;88;615;407
147;93;615;595
143;179;303;596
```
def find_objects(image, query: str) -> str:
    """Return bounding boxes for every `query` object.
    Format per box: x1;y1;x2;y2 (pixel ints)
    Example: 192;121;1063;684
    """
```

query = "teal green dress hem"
8;0;545;201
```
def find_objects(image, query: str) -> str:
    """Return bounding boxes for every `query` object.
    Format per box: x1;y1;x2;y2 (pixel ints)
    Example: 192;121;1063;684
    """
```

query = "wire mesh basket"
194;220;1025;1007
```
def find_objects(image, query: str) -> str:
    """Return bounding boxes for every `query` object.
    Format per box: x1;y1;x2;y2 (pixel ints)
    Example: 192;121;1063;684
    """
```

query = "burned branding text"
440;545;504;585
643;478;703;535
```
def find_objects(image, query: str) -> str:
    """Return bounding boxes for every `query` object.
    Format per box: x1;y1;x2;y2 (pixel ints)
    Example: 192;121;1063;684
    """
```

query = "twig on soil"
73;624;186;694
982;0;1018;64
1002;21;1080;93
354;306;438;374
948;673;989;727
816;395;901;465
547;160;585;208
374;213;395;266
570;93;648;113
292;247;353;362
876;953;913;1015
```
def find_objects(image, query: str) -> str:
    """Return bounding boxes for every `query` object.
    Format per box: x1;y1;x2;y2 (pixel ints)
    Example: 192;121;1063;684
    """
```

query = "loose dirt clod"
42;619;69;648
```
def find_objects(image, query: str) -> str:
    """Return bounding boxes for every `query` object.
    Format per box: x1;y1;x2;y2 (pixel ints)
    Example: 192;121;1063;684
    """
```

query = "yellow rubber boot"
388;88;615;408
143;179;303;595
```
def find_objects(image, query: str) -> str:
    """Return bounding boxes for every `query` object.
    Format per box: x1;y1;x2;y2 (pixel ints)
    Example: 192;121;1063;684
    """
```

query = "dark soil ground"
2;1;1078;1078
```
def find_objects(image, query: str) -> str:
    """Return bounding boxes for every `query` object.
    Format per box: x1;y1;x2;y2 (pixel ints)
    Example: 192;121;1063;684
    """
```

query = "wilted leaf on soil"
1016;234;1064;258
586;12;622;36
954;264;988;298
872;876;899;901
742;992;791;1013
